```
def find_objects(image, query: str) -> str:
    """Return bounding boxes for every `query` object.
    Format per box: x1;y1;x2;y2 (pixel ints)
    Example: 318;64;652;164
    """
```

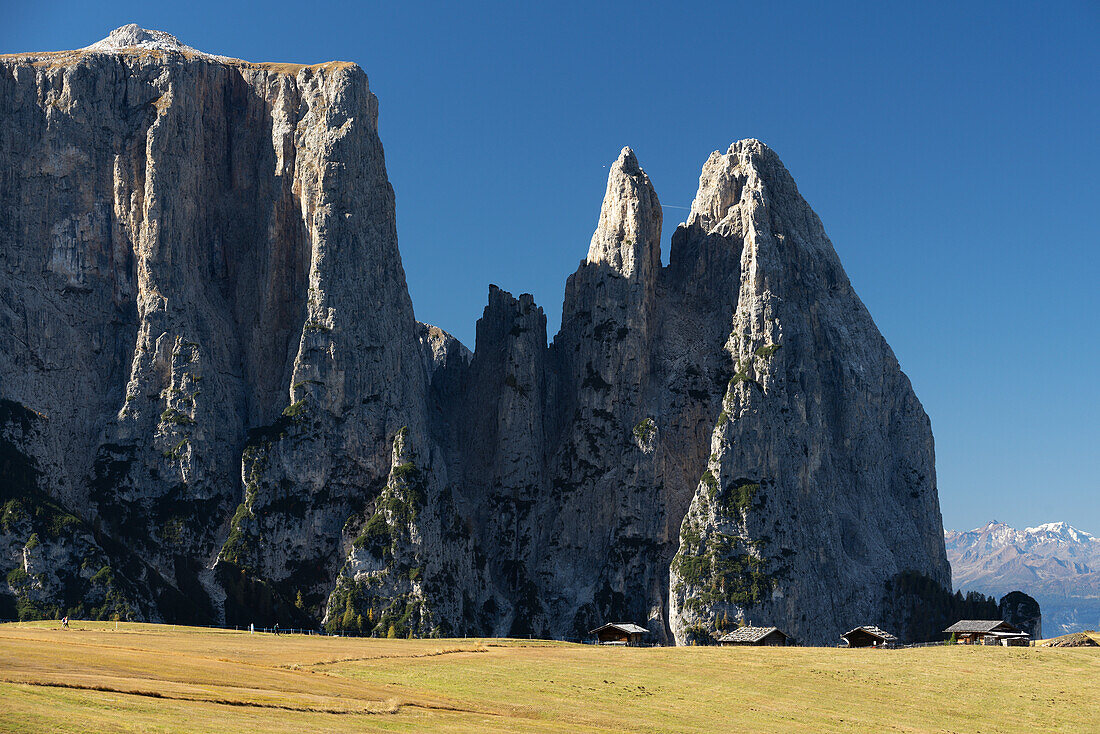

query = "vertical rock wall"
1;29;951;643
667;142;950;645
0;39;445;625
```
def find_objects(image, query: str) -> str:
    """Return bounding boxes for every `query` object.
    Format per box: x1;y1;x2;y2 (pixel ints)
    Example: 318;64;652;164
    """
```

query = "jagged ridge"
0;27;950;645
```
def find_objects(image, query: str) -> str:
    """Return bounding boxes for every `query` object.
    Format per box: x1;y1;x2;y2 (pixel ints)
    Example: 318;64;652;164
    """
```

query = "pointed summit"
669;138;949;646
684;139;790;236
585;147;661;281
613;145;643;175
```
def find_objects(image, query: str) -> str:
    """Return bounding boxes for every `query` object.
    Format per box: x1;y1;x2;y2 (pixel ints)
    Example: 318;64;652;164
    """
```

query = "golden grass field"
1;621;1097;733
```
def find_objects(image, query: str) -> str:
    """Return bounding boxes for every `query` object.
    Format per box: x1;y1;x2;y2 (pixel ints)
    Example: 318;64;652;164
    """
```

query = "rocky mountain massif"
2;27;951;645
946;521;1099;634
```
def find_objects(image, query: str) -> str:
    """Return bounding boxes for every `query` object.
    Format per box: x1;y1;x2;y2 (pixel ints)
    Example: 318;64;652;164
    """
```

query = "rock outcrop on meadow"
1000;591;1042;640
1;26;951;644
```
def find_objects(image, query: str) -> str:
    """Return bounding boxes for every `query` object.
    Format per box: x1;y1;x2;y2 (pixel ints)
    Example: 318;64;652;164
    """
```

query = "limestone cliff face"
667;141;949;645
540;148;669;637
428;150;737;642
1;398;169;621
0;26;444;626
442;286;550;636
1;28;950;643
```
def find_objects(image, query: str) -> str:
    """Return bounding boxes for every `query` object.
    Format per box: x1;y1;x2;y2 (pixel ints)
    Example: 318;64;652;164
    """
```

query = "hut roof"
718;626;785;643
842;625;898;642
589;622;649;635
944;620;1020;634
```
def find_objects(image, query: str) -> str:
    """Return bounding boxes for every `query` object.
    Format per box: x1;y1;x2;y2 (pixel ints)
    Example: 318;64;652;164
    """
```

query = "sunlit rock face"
1;27;949;644
0;26;439;627
433;141;949;646
667;141;949;646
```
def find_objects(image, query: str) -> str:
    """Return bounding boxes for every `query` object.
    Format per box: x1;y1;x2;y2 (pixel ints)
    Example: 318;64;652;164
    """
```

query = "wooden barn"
944;620;1030;646
589;623;648;646
841;626;898;648
718;626;791;646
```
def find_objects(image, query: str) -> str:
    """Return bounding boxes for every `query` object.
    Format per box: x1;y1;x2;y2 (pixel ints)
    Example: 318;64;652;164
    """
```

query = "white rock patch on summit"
83;24;231;61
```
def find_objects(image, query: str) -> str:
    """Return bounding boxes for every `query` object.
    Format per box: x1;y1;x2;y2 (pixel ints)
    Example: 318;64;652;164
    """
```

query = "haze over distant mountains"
945;521;1100;634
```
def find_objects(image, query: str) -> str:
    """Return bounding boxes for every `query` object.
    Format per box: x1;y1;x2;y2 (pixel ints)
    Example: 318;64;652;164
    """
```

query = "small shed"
590;622;648;646
944;620;1028;645
718;626;790;646
841;626;898;648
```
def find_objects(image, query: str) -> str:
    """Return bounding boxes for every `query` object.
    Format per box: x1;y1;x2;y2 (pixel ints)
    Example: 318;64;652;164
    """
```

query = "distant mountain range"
945;521;1100;634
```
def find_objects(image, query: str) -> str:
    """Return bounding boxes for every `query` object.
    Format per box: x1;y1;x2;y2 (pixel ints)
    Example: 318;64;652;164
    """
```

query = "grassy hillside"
1038;630;1100;646
0;621;1097;733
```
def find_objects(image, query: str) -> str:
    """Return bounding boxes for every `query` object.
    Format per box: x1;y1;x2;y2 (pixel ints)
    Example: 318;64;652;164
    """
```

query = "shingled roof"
944;620;1020;634
589;622;649;635
842;626;898;642
718;626;785;643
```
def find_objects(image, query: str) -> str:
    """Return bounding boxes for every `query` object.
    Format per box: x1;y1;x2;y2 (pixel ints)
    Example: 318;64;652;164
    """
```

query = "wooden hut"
841;626;898;648
589;622;648;646
718;626;790;646
944;620;1029;645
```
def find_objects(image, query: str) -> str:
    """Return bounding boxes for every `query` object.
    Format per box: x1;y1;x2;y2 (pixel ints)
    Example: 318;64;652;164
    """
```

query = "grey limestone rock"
0;26;436;624
667;141;950;645
1000;590;1042;640
0;28;950;644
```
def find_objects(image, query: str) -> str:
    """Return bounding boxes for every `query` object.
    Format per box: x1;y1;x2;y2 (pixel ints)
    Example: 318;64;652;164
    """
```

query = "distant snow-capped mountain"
1022;522;1097;545
945;521;1100;635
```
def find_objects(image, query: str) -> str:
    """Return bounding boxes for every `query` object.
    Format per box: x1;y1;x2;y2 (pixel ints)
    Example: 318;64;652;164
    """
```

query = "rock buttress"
0;31;450;624
668;141;950;646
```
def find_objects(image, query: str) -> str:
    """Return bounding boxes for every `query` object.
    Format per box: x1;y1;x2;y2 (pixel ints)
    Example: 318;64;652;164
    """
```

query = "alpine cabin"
944;620;1030;646
589;623;648;646
718;626;791;646
841;626;898;648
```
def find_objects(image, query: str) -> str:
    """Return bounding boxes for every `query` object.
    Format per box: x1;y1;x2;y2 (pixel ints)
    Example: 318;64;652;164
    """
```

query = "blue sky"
5;1;1098;533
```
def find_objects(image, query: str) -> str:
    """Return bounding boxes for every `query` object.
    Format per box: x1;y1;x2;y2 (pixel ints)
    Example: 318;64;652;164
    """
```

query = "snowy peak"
944;519;1100;634
1024;522;1097;544
946;520;1097;549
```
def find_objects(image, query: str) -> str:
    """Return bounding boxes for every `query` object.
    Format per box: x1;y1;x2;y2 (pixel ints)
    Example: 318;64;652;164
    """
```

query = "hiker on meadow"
61;616;68;629
273;622;279;635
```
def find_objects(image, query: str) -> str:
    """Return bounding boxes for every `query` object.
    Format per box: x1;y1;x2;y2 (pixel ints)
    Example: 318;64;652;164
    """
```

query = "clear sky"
5;1;1097;534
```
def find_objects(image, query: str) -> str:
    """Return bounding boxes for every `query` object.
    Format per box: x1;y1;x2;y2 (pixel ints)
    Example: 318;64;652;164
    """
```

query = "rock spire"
585;146;662;283
0;30;950;645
